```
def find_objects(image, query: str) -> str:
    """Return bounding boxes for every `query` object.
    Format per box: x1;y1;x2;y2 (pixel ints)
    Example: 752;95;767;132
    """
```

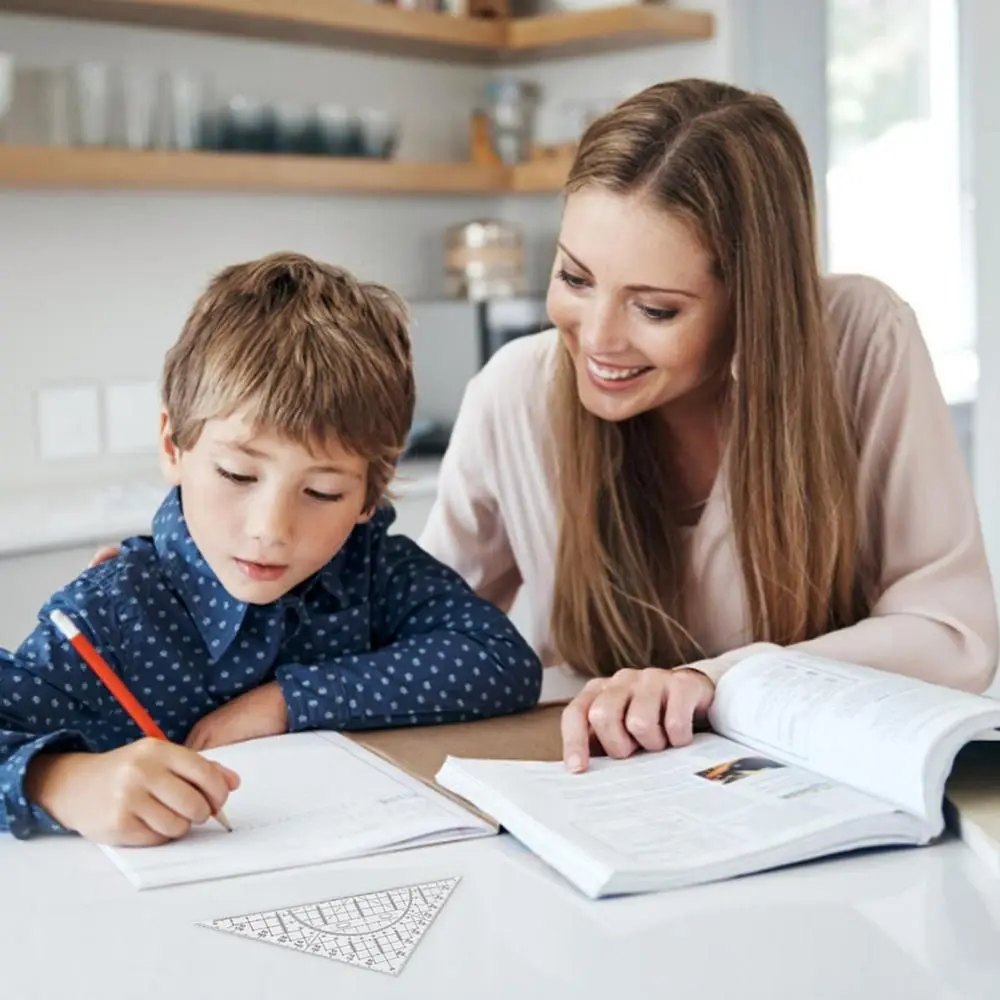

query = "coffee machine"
404;218;550;457
405;295;550;457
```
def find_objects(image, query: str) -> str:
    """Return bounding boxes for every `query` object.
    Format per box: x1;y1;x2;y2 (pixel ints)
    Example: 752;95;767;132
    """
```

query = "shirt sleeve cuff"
680;642;783;685
2;731;92;839
274;665;351;732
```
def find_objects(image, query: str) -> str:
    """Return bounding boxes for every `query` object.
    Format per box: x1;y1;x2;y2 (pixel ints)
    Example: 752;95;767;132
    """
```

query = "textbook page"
99;731;494;890
437;731;922;898
709;651;1000;824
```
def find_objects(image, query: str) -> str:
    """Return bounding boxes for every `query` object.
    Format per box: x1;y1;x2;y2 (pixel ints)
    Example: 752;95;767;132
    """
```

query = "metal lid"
444;219;522;249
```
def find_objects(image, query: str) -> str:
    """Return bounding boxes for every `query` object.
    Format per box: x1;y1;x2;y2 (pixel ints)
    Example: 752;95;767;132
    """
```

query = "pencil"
49;609;233;833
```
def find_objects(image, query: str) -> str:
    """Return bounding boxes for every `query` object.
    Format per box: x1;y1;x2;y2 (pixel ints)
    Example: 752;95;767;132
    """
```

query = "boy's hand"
25;739;240;846
185;681;289;752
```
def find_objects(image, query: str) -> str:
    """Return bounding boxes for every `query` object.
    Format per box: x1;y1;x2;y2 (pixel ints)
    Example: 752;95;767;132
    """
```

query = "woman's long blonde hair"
550;78;874;678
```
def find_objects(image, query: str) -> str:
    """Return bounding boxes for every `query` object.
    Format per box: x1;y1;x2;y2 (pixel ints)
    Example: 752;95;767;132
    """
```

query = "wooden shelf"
0;145;516;194
0;0;714;60
0;144;574;194
510;154;572;192
0;146;577;194
0;0;503;58
505;5;714;59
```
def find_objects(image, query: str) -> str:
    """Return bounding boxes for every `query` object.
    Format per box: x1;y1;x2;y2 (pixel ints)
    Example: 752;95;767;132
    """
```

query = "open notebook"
99;730;496;890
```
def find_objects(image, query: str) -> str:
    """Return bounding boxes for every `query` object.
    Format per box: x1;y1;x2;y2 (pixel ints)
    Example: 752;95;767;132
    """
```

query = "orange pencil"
49;609;233;833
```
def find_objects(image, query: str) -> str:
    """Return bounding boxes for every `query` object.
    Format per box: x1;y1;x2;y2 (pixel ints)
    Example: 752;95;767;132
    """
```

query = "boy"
0;252;542;846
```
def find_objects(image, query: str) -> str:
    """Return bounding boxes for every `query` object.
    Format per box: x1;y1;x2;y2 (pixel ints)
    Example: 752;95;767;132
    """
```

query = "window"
826;0;973;406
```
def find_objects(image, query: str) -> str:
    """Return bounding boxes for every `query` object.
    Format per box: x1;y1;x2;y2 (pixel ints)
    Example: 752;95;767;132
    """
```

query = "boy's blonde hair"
163;251;414;510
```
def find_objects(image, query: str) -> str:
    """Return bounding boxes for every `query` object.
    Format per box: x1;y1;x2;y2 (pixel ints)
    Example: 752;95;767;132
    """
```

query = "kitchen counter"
0;458;441;559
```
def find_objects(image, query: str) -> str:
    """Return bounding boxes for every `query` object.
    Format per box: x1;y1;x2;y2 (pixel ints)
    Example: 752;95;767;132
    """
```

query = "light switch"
36;385;102;460
104;381;161;454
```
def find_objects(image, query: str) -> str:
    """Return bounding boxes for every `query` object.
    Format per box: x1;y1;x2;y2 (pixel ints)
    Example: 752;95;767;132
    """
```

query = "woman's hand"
560;667;716;773
88;544;121;568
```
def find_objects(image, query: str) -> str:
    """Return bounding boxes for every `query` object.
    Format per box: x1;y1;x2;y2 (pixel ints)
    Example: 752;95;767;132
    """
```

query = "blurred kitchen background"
0;0;999;666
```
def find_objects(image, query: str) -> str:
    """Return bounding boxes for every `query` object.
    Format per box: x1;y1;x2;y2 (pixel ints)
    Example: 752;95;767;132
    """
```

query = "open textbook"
435;651;1000;898
99;730;495;890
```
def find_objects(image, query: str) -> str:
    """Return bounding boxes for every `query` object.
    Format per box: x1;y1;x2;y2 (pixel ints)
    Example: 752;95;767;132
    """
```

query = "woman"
418;78;998;770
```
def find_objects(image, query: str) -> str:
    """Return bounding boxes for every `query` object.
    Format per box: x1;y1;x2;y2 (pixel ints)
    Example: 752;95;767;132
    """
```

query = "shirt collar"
275;546;349;640
152;488;248;663
316;546;348;601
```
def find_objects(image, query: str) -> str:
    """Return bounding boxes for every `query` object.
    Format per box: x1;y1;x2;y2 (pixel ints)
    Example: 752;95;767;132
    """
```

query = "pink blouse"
419;274;998;693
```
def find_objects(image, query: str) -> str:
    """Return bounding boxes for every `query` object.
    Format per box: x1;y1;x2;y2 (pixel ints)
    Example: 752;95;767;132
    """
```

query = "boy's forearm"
274;627;542;732
0;602;122;836
0;731;88;838
275;529;544;730
24;752;89;828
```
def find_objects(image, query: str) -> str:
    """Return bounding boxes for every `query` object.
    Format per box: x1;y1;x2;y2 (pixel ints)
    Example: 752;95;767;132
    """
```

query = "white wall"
726;0;829;260
958;0;1000;694
0;3;734;492
961;0;1000;607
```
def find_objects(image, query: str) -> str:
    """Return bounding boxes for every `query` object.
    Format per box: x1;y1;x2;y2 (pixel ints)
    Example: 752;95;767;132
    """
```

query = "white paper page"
439;733;900;882
710;651;1000;821
99;732;494;889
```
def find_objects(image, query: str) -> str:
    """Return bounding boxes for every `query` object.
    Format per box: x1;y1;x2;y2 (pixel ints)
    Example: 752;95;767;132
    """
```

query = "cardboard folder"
347;703;567;827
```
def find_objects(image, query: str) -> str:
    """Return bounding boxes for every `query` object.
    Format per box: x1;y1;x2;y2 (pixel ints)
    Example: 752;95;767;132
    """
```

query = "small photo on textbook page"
696;756;785;786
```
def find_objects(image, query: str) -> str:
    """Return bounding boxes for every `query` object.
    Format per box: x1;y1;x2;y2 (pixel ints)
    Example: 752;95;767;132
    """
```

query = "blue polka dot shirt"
0;487;542;838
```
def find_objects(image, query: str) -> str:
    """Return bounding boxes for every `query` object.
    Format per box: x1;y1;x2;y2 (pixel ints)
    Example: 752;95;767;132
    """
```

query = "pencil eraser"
49;609;80;640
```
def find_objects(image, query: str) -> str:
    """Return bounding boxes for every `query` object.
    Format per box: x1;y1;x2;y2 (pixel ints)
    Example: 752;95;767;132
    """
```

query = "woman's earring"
730;354;739;382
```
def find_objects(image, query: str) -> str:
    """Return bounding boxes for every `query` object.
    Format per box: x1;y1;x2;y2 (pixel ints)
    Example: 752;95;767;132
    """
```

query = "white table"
3;828;999;1000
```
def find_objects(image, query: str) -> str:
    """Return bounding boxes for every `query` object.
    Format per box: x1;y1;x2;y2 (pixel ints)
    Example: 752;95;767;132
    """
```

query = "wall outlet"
36;385;102;460
104;381;161;454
